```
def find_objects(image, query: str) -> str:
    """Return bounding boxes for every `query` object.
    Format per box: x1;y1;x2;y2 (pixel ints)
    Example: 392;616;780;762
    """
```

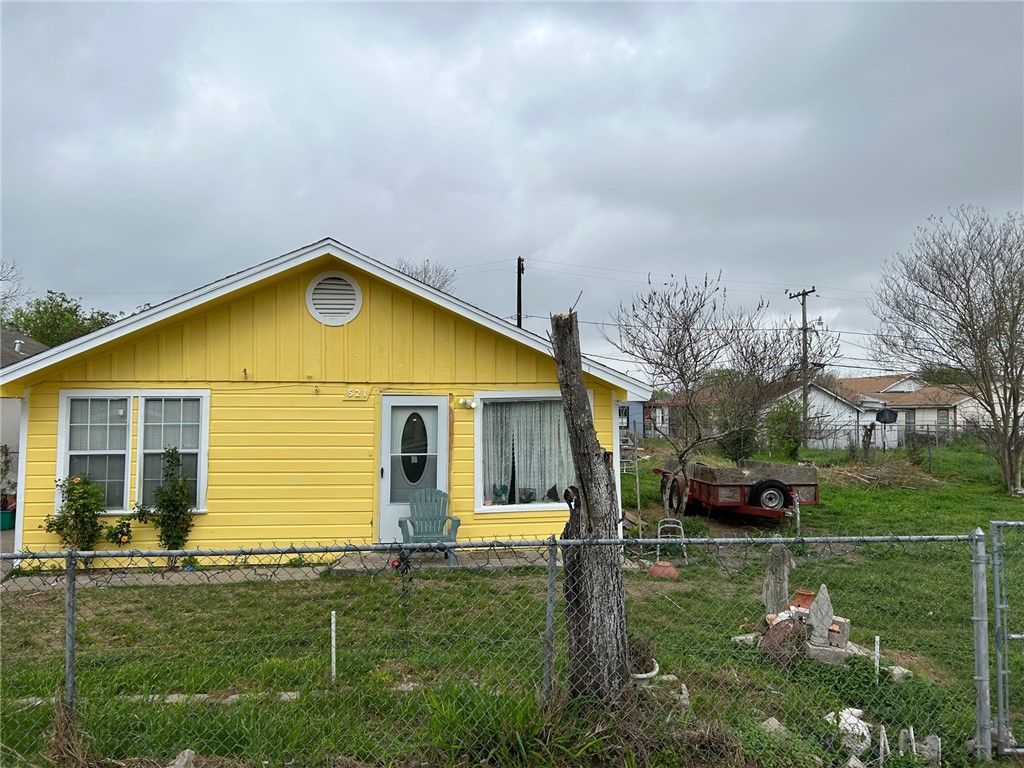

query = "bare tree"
395;257;457;293
0;261;25;319
871;205;1024;494
551;311;630;703
605;274;838;471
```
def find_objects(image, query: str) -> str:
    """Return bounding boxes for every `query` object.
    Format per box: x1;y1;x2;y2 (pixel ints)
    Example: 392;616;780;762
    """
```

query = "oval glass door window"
401;412;429;484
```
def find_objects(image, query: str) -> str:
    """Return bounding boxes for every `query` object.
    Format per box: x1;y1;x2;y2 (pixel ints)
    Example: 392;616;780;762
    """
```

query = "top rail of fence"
0;532;978;562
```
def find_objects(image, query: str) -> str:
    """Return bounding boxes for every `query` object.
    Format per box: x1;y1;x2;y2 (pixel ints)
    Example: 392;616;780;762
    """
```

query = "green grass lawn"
2;439;1017;767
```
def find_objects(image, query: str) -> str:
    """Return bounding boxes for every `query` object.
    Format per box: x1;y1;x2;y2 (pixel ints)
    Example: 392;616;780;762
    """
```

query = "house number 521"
346;388;369;399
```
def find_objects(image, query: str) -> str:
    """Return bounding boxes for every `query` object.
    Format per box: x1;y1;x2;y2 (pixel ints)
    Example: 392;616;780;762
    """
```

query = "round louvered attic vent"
305;271;363;326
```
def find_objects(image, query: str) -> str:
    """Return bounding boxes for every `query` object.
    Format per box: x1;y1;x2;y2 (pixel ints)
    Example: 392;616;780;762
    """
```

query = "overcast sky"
3;2;1022;381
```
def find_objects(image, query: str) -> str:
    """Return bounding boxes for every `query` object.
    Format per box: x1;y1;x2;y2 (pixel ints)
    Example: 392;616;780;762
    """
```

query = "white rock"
677;683;690;708
889;665;912;683
825;708;871;755
169;749;197;768
762;716;789;736
844;757;866;768
922;734;941;764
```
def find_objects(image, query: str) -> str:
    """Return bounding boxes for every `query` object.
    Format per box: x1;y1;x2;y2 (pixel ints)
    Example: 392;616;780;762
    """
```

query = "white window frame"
56;389;136;514
473;389;592;514
136;391;211;513
57;389;210;515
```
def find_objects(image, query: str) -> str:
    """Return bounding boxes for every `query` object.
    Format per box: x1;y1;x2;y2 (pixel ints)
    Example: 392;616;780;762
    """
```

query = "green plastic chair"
399;488;460;565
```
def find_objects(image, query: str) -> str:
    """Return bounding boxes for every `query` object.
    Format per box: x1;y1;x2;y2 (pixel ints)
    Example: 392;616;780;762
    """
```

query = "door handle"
381;467;384;479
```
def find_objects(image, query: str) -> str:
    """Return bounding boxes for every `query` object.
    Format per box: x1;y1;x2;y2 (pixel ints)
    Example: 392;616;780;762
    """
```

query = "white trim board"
1;239;651;401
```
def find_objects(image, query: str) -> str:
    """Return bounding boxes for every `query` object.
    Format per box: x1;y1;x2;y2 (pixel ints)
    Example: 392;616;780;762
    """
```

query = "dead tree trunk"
550;311;630;702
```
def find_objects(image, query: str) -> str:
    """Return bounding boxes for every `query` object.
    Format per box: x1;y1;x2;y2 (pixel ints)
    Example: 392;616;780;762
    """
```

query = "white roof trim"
0;238;652;401
775;383;865;413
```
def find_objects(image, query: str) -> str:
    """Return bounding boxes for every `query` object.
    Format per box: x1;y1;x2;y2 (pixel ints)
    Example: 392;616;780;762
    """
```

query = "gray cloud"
3;2;1021;376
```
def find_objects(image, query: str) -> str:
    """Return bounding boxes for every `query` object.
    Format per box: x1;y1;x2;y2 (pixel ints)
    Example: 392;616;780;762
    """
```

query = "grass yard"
2;437;1018;767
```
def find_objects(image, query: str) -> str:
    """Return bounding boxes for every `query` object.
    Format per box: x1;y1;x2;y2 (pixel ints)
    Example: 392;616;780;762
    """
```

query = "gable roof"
0;238;651;400
776;382;864;413
834;375;909;400
0;328;49;368
835;375;966;409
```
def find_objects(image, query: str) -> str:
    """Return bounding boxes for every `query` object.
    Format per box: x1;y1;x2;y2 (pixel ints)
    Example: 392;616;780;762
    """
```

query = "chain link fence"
1;534;988;767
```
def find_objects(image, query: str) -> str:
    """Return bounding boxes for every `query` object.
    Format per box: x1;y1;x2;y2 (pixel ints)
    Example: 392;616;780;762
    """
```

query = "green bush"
133;448;196;557
764;400;801;461
43;476;107;551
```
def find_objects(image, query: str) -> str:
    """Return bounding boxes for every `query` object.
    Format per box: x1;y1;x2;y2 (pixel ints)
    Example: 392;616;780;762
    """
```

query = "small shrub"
765;401;801;461
43;476;106;552
104;518;134;547
717;428;759;463
132;448;196;563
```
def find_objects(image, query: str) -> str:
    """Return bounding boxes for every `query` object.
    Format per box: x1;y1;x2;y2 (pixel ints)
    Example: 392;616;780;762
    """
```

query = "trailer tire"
668;478;684;514
749;479;792;510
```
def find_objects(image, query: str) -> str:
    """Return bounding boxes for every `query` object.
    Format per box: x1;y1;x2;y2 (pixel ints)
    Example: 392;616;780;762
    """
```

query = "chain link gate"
991;520;1024;755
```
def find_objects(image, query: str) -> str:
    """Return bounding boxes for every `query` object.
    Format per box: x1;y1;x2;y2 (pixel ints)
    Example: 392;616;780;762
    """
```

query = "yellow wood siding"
13;256;625;551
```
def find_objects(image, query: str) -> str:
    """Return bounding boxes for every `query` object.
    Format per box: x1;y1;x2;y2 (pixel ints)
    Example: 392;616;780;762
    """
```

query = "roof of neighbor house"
0;239;651;400
0;328;49;368
835;375;967;408
775;382;864;413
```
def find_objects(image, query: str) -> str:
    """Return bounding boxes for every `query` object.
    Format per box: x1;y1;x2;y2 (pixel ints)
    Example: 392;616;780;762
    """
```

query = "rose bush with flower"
43;476;137;552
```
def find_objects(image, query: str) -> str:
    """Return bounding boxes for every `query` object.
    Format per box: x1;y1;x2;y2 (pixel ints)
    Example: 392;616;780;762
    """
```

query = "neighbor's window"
618;405;630;429
140;397;201;507
67;397;130;509
481;399;574;506
937;408;950;428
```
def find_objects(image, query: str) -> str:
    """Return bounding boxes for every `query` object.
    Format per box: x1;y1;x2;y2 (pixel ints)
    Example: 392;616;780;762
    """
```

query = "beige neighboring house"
835;374;975;441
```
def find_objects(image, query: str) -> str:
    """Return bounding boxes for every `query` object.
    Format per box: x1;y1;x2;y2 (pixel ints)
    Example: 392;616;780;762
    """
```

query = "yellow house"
0;239;650;552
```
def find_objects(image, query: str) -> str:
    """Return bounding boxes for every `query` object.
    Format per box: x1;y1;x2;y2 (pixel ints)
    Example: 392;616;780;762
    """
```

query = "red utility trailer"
654;460;819;519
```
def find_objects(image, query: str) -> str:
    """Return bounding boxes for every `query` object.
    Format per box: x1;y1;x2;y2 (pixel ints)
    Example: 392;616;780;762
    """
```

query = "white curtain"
483;400;575;505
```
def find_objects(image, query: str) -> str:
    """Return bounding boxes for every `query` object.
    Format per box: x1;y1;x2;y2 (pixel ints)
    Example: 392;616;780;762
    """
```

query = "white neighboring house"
834;374;975;443
0;329;49;490
770;383;878;450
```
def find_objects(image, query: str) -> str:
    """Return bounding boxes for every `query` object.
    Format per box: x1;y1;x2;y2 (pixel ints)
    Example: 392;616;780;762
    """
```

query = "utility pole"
516;256;525;328
788;286;816;447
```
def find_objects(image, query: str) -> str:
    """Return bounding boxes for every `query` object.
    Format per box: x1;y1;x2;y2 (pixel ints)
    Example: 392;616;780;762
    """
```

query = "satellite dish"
876;408;898;424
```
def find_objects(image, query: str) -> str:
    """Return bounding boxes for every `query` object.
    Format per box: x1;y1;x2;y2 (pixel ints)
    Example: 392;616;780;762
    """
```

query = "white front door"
379;396;449;543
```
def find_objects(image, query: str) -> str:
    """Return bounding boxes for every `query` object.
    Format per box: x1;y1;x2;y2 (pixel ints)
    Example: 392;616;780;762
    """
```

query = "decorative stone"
825;708;870;755
732;632;760;646
898;727;917;756
889;665;912;683
674;683;690;709
921;734;941;764
169;750;197;768
648;560;678;578
828;616;851;647
808;584;833;646
762;538;797;615
762;716;789;736
878;725;890;763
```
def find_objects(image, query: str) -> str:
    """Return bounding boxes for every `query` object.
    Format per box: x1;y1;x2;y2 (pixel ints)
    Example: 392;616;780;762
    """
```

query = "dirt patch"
883;648;958;686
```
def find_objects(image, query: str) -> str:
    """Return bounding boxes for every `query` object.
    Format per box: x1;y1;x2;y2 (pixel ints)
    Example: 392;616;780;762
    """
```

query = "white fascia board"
1;238;651;399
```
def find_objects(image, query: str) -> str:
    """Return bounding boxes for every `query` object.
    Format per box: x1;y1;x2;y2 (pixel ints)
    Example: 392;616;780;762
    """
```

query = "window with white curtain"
480;398;574;507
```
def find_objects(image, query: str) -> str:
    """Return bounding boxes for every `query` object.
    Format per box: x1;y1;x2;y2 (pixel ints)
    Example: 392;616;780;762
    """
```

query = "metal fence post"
991;522;1008;754
542;536;557;704
64;549;77;713
973;528;993;758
